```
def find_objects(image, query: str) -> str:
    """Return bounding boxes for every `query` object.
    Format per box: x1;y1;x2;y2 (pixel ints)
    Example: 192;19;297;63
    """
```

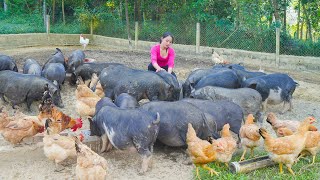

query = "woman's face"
161;36;173;49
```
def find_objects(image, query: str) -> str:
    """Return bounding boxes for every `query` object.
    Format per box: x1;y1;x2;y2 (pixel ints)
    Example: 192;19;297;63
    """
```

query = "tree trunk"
302;4;312;40
300;18;304;40
119;1;123;20
270;0;281;27
296;0;300;39
141;0;145;22
52;0;55;24
4;0;7;11
125;0;132;49
62;0;65;25
134;0;141;22
283;0;286;32
43;0;46;26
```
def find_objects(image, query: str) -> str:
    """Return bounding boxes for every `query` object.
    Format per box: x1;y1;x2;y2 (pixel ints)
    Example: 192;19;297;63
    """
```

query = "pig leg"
262;100;268;112
281;100;292;114
0;93;7;102
26;97;33;111
100;134;109;153
139;154;152;175
134;140;152;174
106;140;113;151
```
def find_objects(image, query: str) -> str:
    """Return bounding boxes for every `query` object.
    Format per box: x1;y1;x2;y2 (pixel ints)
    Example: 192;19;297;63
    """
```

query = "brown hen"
75;137;108;180
259;116;316;175
239;114;261;161
186;123;219;178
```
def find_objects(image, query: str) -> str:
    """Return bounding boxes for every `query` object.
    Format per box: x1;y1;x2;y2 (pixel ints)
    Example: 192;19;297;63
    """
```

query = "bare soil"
0;45;319;180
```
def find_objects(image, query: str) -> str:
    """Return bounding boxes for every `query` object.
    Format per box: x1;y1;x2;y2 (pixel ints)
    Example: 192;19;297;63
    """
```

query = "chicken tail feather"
259;128;269;139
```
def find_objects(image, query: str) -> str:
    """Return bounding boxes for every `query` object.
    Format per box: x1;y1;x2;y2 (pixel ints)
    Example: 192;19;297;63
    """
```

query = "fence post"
276;28;280;67
46;15;50;34
90;20;93;35
135;21;138;49
196;22;200;53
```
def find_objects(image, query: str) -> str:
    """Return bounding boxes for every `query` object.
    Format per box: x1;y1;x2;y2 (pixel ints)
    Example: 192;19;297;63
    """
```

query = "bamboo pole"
230;155;276;174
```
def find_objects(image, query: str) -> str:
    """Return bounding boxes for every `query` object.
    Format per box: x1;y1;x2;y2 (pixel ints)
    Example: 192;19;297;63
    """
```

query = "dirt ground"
0;45;319;180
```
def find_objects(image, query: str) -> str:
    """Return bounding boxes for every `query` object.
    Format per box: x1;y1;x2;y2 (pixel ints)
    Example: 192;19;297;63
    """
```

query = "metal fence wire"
0;13;319;57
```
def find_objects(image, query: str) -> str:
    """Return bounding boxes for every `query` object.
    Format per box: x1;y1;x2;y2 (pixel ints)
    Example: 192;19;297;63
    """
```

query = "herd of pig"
0;48;298;174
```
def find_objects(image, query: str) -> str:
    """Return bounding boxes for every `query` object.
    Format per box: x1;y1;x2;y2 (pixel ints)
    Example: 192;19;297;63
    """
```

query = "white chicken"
80;34;89;50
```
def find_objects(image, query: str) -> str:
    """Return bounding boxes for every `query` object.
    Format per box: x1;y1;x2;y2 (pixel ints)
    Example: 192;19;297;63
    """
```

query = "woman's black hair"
160;32;174;44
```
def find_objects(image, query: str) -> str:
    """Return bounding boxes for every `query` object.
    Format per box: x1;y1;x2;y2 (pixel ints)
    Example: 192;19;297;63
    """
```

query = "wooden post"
276;28;280;67
196;22;200;53
46;15;50;34
90;19;93;35
135;21;138;49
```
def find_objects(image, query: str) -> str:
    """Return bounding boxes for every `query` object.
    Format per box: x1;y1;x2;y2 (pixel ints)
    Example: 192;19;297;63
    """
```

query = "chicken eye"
57;119;62;123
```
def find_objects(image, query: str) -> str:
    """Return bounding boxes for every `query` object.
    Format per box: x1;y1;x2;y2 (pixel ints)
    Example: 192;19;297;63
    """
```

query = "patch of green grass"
193;151;320;179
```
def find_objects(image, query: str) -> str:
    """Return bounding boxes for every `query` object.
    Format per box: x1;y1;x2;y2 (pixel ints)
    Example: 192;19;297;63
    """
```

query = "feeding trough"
229;155;276;174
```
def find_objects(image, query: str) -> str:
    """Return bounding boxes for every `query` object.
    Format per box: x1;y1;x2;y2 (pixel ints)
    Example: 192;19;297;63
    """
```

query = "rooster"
80;34;89;50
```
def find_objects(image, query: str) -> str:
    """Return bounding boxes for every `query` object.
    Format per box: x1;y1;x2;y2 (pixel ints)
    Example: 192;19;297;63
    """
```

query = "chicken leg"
286;164;295;175
239;148;247;162
201;164;219;176
279;163;283;174
250;148;255;157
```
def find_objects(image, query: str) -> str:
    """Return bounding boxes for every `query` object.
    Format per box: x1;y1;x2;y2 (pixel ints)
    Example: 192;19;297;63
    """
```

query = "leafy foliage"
0;0;319;57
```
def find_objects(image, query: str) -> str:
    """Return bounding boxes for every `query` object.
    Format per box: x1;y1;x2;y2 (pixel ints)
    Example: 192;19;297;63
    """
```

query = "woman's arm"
167;48;175;73
150;45;164;71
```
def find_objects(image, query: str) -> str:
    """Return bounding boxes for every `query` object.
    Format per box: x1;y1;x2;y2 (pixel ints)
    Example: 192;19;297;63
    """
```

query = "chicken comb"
71;118;83;132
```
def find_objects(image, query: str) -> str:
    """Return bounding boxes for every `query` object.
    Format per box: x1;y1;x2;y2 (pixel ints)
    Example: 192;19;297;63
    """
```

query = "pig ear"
88;117;93;124
39;104;43;111
247;83;257;90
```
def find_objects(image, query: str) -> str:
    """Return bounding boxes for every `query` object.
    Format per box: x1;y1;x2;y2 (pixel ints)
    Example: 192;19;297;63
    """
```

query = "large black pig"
70;62;123;85
181;98;244;141
0;70;63;110
194;68;240;90
229;66;266;82
0;55;18;72
95;97;117;114
114;93;139;109
156;70;181;100
99;65;177;101
241;73;297;113
140;101;218;147
43;48;66;69
42;63;66;89
190;86;262;122
66;49;85;73
89;106;160;174
23;58;41;76
182;67;229;97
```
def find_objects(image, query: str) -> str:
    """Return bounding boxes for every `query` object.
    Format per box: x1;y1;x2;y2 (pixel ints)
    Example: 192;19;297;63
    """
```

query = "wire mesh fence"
0;13;319;57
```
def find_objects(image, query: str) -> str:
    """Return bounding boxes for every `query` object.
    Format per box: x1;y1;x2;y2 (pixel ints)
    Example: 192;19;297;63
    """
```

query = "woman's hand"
156;68;165;72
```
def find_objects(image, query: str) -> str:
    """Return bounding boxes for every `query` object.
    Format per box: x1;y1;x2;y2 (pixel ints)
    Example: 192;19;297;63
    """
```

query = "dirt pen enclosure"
0;41;320;179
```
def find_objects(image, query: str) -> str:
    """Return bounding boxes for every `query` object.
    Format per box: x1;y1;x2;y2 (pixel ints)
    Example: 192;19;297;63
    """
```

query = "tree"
125;0;132;49
4;0;8;11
